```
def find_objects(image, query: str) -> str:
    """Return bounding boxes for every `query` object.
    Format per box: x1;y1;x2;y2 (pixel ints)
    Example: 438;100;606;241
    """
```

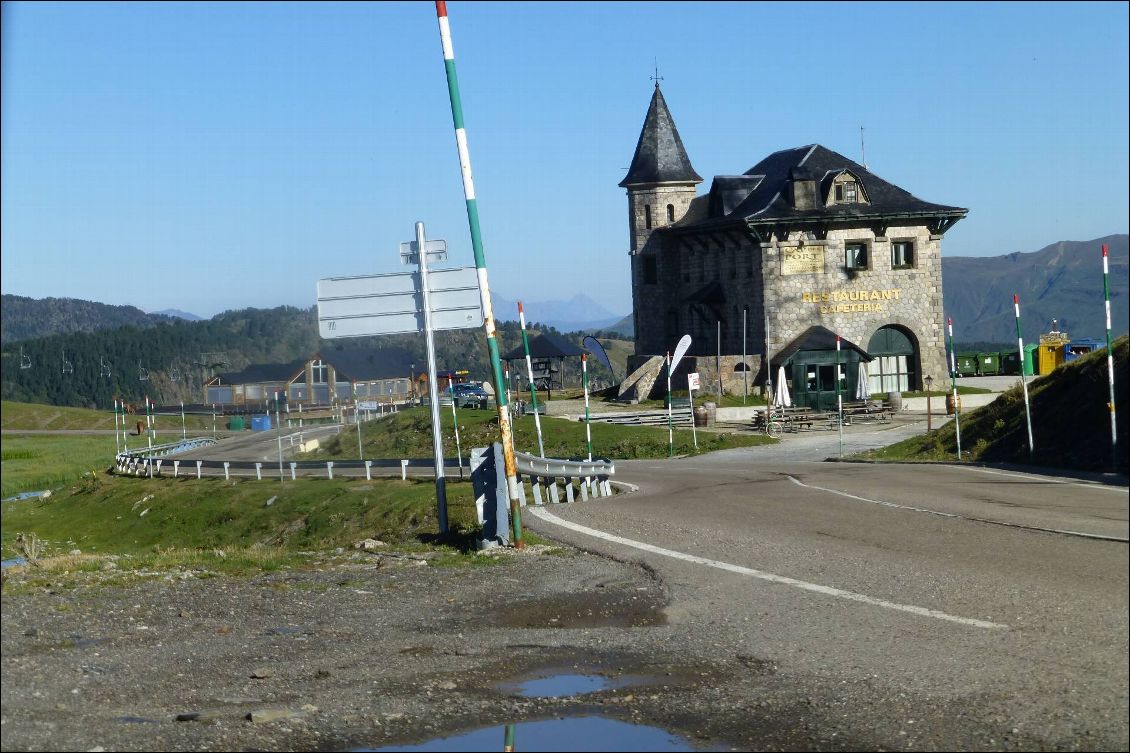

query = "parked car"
451;383;489;409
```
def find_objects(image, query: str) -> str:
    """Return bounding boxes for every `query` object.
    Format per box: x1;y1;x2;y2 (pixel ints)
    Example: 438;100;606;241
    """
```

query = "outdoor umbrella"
773;366;792;408
855;362;871;400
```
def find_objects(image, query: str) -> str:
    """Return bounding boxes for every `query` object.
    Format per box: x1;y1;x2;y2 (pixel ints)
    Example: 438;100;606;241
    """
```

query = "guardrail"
471;443;616;547
113;453;468;480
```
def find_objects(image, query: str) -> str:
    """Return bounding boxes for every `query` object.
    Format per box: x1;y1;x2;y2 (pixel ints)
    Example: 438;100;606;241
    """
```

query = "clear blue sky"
2;1;1127;319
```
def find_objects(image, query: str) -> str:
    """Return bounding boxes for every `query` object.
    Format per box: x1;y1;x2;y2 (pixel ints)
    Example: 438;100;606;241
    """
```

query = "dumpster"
1023;344;1039;376
1064;338;1103;363
227;415;246;431
955;353;979;377
999;351;1021;376
978;352;1001;376
250;415;272;432
1037;343;1064;374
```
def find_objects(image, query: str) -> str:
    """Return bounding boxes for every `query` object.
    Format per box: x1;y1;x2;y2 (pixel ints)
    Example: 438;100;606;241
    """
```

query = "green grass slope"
860;336;1128;474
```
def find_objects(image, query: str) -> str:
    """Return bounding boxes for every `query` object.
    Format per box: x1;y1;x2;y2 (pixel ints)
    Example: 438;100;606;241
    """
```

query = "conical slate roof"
619;85;703;188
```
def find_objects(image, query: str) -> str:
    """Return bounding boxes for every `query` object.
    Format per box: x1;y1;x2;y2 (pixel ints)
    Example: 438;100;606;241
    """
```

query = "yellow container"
1037;343;1065;374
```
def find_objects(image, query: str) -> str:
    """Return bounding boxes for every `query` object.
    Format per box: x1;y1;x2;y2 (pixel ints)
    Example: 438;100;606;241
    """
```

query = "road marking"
527;507;1007;630
786;476;1128;542
945;464;1129;493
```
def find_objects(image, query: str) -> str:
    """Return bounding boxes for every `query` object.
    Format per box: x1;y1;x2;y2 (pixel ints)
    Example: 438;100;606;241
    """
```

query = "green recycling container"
955;353;979;377
227;415;246;431
978;352;1001;376
999;351;1021;376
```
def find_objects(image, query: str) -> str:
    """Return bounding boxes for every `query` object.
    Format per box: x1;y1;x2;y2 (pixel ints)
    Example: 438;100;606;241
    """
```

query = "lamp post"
410;363;416;405
924;375;934;432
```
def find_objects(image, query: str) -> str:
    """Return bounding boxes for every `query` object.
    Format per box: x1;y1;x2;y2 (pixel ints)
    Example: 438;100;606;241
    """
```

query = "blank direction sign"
317;266;483;339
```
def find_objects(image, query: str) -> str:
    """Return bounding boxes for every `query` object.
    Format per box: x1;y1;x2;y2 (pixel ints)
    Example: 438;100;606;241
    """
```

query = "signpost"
316;221;484;534
687;371;700;449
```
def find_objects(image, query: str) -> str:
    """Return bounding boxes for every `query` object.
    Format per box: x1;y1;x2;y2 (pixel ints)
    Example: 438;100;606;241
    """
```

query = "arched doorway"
867;326;918;393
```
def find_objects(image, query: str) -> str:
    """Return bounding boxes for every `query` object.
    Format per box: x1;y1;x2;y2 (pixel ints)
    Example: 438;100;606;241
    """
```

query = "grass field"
1;473;491;583
1;400;219;432
308;405;775;461
1;434;119;498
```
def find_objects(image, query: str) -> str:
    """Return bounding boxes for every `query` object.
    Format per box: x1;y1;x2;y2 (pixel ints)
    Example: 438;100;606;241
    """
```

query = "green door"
795;361;846;411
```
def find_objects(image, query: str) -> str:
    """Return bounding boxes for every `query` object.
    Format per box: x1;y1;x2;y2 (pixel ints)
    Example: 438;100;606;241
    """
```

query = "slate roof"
771;326;873;366
671;144;966;232
501;331;585;361
619;85;703;188
321;347;417;381
212;359;307;385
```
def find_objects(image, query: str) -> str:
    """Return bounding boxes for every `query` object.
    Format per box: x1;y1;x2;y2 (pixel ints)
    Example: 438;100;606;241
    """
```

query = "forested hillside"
0;295;176;345
0;306;625;409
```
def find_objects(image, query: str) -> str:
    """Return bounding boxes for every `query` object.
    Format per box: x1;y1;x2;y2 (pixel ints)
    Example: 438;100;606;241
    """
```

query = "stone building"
620;84;967;408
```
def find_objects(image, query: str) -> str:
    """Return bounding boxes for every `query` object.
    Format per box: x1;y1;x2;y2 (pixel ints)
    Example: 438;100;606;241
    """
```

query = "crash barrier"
113;453;466;480
471;443;616;547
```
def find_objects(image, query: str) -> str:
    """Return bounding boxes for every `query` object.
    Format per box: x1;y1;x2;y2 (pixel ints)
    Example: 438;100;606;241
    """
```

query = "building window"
643;256;658;284
835;181;859;203
667;204;675;223
891;241;915;269
644;204;652;229
845;242;869;270
311;359;327;384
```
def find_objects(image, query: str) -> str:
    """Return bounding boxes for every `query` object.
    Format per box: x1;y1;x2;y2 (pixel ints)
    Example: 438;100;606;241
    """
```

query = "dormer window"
827;171;870;206
836;181;858;203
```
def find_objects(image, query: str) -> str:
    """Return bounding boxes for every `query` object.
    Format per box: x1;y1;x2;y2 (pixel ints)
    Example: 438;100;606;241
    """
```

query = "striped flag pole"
666;352;674;457
948;318;962;459
836;335;843;459
582;354;593;461
113;399;121;455
517;302;546;457
1102;244;1118;468
1013;295;1035;458
435;1;524;547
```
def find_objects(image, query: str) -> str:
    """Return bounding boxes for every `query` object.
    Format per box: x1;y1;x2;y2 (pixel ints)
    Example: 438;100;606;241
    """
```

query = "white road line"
786;476;1128;542
527;507;1007;630
945;464;1129;493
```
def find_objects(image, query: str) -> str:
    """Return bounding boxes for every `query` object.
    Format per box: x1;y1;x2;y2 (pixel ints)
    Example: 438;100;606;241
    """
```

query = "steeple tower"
620;84;702;255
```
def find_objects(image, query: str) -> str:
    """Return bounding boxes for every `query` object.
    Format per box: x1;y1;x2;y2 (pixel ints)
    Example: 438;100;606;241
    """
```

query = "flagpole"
1013;295;1035;459
836;335;843;459
666;352;674;457
948;317;962;460
435;1;522;546
582;354;593;461
517;302;546;458
1102;244;1118;469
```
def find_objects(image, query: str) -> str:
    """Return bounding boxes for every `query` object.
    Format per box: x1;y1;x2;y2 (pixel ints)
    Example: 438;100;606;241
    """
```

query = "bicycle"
764;406;784;439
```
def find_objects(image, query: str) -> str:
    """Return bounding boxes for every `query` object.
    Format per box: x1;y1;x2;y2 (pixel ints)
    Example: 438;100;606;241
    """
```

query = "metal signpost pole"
742;308;747;404
948;317;962;460
518;302;546;457
275;392;284;481
688;373;699;450
1102;244;1118;469
146;397;153;454
836;335;843;459
416;222;449;533
181;401;186;440
212;404;217;439
1013;295;1035;459
435;1;523;547
666;352;674;458
716;320;722;397
765;311;772;401
113;400;121;455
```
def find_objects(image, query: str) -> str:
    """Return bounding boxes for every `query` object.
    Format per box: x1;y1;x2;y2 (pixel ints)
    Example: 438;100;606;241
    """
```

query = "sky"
2;1;1127;319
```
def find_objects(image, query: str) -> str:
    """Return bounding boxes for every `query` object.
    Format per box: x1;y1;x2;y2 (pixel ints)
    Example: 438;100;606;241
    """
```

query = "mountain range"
1;235;1124;350
942;234;1127;343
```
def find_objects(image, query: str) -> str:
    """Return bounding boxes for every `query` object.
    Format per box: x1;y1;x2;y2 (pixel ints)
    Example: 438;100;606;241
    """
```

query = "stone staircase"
616;355;666;403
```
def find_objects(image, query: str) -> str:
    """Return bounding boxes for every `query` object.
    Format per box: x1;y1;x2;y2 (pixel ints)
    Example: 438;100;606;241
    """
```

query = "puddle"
69;636;108;649
2;490;50;503
265;625;308;636
498;671;653;698
115;715;159;724
488;590;667;629
2;557;27;569
361;715;707;751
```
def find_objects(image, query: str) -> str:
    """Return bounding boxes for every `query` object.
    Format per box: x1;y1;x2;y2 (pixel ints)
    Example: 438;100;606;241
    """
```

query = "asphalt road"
523;442;1129;748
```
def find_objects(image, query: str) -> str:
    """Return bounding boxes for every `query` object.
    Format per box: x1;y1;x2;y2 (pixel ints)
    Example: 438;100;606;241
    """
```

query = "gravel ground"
0;538;1076;752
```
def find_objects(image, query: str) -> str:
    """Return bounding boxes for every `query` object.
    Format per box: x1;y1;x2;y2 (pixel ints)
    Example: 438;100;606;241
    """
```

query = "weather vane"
650;59;663;86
